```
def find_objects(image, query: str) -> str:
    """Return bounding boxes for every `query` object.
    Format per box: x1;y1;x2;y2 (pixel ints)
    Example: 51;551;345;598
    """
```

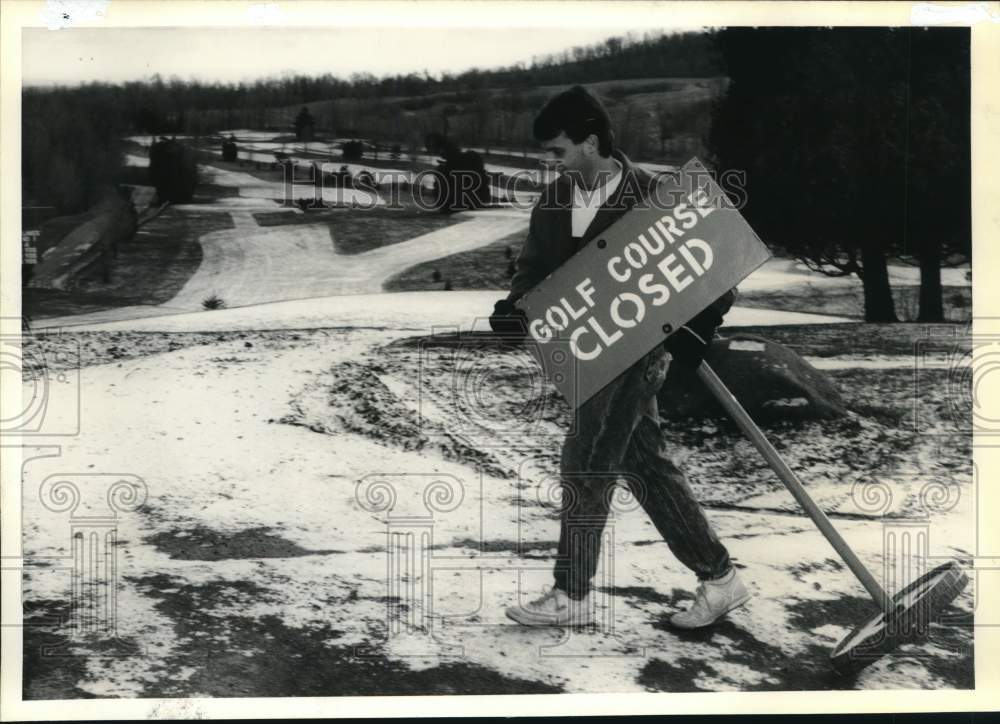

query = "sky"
22;27;651;86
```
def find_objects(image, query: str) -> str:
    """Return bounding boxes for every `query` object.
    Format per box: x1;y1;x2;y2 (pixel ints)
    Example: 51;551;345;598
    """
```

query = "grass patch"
253;206;459;255
724;322;970;357
24;209;232;319
738;284;970;322
191;183;241;202
32;212;93;259
384;230;525;291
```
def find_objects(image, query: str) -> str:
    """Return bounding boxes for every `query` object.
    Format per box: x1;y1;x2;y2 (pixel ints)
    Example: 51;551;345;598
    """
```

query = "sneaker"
505;585;594;627
669;568;751;629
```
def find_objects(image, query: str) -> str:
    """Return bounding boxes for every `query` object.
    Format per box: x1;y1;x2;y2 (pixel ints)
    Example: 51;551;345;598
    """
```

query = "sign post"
515;158;771;409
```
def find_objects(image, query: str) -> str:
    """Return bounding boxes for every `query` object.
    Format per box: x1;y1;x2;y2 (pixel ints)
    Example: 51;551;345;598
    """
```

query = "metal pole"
696;361;893;614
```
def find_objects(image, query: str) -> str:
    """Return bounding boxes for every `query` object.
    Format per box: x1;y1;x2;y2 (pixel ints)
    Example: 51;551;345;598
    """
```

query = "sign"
22;230;40;265
515;158;771;409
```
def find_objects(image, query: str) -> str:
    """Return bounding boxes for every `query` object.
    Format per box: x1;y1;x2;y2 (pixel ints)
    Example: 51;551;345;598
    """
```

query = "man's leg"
622;412;732;581
506;347;665;626
621;393;751;627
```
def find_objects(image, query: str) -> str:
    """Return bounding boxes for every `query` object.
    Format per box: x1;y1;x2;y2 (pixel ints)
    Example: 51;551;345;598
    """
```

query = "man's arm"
490;207;552;336
506;208;550;304
664;287;738;368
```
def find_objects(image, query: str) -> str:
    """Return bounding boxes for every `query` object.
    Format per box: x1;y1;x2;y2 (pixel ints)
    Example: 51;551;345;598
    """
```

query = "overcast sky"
22;27;651;86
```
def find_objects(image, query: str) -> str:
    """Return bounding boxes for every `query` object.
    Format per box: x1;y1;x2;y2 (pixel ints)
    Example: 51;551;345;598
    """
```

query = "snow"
198;162;384;207
34;294;853;334
18;331;975;696
740;258;970;292
806;356;969;370
216;129;286;142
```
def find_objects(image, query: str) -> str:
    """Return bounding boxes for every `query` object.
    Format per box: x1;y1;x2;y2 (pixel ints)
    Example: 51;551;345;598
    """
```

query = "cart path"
168;209;528;308
35;209;529;327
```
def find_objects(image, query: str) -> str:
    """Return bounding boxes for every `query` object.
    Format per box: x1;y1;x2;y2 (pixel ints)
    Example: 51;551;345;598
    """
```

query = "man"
490;85;749;630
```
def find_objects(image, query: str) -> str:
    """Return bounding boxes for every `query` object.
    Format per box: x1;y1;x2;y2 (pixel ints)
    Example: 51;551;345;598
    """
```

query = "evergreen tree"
709;27;970;322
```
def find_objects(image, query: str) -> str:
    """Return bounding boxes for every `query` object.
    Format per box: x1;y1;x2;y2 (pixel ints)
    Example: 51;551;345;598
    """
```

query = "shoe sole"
668;592;751;630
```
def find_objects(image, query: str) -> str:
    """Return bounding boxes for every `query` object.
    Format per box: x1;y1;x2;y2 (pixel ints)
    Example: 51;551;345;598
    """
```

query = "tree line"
22;28;969;322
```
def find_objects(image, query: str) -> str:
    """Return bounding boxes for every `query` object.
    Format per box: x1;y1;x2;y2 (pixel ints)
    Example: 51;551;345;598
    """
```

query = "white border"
2;1;998;720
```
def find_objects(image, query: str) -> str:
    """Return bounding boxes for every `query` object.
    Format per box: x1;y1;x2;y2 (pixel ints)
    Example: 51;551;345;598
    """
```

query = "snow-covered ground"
197;163;384;207
32;292;852;333
739;258;970;292
17;317;975;698
124;153;149;168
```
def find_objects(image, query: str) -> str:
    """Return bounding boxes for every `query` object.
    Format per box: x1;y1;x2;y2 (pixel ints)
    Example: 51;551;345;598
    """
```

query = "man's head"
533;85;616;181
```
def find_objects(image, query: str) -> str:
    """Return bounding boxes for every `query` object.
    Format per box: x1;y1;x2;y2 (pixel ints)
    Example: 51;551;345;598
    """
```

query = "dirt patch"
784;595;974;689
596;585;683;607
22;599;143;700
144;526;343;561
437;538;559;556
786;558;845;586
658;365;970;510
652;617;851;691
280;356;513;479
384;230;525;292
120;574;563;697
20;328;332;381
726;322;970;358
637;656;719;692
347;329;971;512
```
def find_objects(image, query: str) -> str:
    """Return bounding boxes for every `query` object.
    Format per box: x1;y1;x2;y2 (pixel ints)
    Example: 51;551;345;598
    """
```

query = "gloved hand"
663;306;723;369
489;298;529;339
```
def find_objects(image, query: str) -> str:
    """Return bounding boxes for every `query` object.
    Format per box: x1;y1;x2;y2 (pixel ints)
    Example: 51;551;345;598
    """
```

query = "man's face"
540;132;596;182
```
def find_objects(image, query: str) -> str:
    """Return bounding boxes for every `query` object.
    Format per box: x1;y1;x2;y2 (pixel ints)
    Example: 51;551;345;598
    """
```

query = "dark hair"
532;85;615;157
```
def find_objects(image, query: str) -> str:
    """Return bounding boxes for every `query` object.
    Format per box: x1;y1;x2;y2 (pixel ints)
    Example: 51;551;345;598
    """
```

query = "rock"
657;333;848;422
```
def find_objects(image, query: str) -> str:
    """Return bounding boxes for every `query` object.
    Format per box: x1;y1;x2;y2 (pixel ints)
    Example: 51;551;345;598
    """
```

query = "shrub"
202;294;226;310
221;135;238;162
342;140;364;162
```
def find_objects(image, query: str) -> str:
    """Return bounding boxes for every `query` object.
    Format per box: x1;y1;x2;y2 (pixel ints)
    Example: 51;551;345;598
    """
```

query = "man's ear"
584;133;599;156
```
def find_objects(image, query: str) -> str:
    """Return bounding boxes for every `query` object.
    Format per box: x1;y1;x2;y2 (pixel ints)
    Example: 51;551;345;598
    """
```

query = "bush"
342;140;365;162
202;294;226;310
433;149;490;214
221;135;238;162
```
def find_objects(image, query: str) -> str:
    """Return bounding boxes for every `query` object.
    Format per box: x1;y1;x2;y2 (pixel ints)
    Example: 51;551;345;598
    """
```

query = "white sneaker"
505;586;594;627
669;569;751;629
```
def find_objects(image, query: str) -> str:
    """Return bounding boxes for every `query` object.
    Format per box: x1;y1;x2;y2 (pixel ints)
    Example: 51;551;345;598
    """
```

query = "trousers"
552;344;732;600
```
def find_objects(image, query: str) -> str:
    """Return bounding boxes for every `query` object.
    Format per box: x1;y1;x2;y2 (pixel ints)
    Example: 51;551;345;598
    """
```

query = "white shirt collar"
571;160;623;237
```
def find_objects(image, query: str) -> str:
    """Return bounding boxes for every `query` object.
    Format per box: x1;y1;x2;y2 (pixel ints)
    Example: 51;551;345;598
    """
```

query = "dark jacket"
506;150;736;326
